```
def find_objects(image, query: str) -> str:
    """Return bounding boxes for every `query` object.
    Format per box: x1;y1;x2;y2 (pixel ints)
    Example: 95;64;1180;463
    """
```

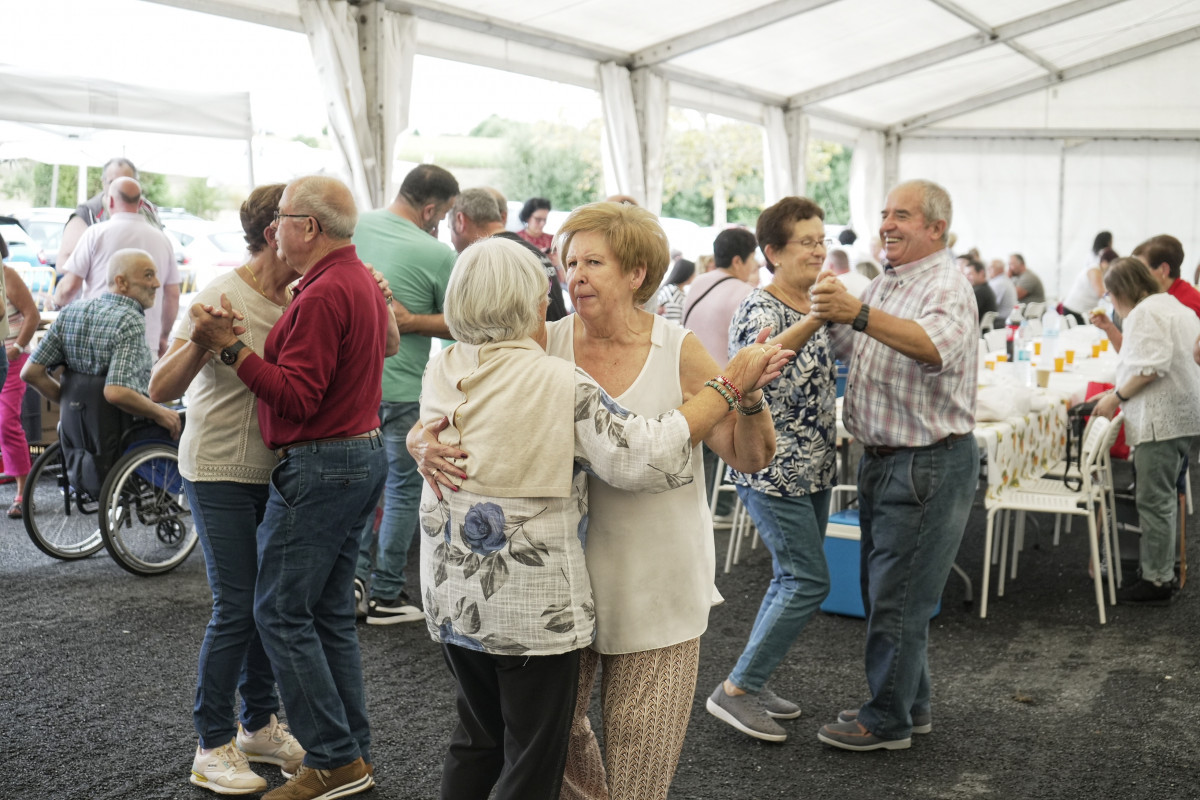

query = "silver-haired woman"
417;237;790;800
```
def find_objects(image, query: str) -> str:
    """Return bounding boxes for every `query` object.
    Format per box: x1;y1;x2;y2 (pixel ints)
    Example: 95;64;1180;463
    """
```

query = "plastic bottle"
1014;314;1033;385
1042;309;1060;363
1005;304;1023;360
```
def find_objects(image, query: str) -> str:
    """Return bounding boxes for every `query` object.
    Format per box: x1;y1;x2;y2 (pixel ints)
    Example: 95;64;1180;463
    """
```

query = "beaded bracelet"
737;394;768;416
704;379;737;412
715;375;743;404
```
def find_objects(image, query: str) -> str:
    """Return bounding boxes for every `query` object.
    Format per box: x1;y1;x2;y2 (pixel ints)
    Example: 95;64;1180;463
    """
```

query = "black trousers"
440;643;581;800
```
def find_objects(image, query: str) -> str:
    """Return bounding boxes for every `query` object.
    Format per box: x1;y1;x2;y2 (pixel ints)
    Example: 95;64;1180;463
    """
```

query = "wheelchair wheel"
99;443;196;576
23;441;104;560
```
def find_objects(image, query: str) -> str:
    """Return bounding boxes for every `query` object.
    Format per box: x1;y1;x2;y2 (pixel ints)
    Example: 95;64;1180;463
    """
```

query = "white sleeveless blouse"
545;314;715;654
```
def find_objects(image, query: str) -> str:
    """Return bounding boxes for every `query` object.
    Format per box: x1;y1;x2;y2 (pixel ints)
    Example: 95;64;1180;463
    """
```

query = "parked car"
162;219;247;294
9;207;73;268
0;216;51;268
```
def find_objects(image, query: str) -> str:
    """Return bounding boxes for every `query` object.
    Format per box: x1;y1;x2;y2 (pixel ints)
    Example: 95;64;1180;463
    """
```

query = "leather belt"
274;428;382;459
863;432;971;459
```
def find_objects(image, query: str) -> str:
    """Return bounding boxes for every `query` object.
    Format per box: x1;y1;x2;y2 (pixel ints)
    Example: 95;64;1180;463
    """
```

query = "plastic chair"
979;310;997;336
980;415;1114;623
983;328;1007;353
13;265;57;311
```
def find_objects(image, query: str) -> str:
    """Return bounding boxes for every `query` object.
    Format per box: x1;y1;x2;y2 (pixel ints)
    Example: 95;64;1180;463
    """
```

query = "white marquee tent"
20;0;1200;295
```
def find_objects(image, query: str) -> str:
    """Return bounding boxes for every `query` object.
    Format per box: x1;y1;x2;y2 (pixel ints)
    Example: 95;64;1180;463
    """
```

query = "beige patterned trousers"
559;638;701;800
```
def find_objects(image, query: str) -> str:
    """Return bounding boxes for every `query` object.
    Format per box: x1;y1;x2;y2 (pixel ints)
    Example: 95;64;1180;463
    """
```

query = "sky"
3;0;603;139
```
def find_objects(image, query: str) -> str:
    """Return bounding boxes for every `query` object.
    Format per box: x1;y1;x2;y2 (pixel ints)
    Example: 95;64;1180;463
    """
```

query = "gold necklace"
244;262;271;301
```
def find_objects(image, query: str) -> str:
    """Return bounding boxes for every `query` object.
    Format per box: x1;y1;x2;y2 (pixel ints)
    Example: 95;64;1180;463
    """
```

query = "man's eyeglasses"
274;211;322;233
787;237;833;251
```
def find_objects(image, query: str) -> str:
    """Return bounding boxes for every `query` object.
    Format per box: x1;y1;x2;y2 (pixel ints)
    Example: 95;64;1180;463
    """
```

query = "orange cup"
996;354;1008;363
985;361;995;371
1101;338;1110;351
1034;341;1042;356
1092;343;1102;358
1054;356;1065;372
1065;349;1075;364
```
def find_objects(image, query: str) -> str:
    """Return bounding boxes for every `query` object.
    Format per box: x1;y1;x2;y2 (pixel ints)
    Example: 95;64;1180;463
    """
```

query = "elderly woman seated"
413;237;789;800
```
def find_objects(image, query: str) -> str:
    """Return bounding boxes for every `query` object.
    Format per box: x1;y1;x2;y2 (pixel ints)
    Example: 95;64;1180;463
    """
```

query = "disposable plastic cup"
1034;342;1042;355
1092;344;1102;358
1065;349;1075;364
1101;339;1110;351
1054;357;1065;372
996;354;1008;363
985;361;995;370
1036;369;1051;388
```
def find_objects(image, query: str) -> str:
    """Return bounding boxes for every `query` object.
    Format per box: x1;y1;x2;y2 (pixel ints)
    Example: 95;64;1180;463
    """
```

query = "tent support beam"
903;128;1200;140
787;0;1122;108
630;0;838;68
926;0;1060;74
893;24;1200;134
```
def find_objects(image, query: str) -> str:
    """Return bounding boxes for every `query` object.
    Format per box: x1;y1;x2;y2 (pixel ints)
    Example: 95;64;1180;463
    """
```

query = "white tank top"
545;314;715;654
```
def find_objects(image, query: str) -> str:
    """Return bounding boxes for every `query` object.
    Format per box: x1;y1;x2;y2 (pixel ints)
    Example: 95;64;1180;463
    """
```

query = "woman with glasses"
704;196;839;742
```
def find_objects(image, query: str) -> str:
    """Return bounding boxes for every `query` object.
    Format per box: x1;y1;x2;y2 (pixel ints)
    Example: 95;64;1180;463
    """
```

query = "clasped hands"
189;293;245;352
808;270;861;324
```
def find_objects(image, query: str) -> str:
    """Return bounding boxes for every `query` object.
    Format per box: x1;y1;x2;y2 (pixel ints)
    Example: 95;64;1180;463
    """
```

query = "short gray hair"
896;179;952;244
445;237;547;345
288;175;357;239
453;188;503;224
107;248;153;288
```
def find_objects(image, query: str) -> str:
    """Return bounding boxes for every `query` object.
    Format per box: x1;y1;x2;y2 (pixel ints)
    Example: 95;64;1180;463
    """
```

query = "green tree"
181;178;220;219
807;141;851;224
500;120;602;211
31;163;81;208
662;114;764;226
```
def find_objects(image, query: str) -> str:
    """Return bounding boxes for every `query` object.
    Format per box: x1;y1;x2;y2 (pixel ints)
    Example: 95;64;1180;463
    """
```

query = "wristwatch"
852;303;871;332
219;340;247;366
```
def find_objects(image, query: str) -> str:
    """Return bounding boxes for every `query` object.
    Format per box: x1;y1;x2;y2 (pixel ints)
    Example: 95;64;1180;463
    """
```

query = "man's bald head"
108;177;142;213
108;248;154;287
107;248;160;309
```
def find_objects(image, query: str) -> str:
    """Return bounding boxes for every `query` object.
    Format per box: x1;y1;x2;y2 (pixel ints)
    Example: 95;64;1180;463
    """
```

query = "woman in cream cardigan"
416;236;789;800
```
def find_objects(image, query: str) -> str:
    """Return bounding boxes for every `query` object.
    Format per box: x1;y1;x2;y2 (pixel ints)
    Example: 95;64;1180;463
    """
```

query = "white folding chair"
983;328;1008;353
979;310;998;336
980;416;1114;623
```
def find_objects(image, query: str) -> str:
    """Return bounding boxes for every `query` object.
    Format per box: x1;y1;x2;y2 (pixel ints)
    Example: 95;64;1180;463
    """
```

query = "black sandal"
7;497;22;519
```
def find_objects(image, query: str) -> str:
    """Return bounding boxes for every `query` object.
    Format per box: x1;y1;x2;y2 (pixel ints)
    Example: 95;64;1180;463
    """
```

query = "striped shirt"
829;248;976;448
30;292;151;394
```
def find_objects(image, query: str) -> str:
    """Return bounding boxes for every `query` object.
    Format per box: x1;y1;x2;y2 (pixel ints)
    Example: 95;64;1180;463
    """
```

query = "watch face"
220;341;244;365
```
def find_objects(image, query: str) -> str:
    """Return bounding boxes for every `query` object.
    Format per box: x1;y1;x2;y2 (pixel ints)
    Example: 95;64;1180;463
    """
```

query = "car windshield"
0;223;33;248
23;220;65;252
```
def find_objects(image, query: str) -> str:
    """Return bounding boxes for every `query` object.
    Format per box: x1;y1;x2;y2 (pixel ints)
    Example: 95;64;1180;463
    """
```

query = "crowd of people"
6;154;1200;800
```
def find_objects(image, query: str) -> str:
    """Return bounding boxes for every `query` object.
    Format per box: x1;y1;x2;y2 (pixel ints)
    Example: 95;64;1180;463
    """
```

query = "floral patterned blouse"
419;371;694;657
728;288;837;497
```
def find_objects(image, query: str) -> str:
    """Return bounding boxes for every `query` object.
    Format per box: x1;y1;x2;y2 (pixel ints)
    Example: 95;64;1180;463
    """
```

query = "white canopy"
53;0;1200;293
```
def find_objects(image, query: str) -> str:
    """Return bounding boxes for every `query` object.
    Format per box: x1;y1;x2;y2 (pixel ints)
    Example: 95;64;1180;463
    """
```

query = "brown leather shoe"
261;756;373;800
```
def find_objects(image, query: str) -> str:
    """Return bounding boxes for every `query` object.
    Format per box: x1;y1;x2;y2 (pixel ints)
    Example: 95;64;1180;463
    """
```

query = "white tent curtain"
298;0;415;209
598;62;668;213
849;129;886;248
599;62;645;206
762;107;809;205
631;68;668;216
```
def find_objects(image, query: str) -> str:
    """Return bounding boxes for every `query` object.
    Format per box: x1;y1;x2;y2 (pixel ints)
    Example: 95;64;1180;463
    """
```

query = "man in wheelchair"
22;248;181;496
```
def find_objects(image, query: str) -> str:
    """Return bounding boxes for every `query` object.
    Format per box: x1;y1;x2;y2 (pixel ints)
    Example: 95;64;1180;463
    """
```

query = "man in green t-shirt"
352;164;459;625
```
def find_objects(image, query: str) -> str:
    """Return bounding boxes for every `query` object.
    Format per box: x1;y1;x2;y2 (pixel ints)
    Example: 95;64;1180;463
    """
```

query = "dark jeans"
855;435;979;740
185;479;278;749
255;435;386;768
440;644;580;800
356;401;421;600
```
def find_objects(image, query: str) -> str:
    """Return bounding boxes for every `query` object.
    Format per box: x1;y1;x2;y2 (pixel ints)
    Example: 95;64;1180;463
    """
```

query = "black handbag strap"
682;275;737;326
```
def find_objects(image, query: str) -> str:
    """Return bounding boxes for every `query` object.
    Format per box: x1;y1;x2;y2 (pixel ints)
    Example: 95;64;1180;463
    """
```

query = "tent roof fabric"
147;0;1200;139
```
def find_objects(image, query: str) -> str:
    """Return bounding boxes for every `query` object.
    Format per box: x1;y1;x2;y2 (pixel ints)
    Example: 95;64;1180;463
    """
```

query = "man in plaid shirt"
810;179;978;752
23;248;182;439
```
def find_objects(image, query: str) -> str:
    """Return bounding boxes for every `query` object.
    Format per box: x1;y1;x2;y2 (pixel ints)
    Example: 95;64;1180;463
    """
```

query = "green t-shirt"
353;208;457;402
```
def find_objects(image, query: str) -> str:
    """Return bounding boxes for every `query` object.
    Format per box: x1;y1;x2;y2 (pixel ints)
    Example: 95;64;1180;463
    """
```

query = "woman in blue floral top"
414;237;790;800
705;197;838;743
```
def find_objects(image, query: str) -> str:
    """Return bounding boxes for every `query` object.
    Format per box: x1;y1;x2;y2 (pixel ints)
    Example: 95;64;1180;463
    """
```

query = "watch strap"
852;303;870;332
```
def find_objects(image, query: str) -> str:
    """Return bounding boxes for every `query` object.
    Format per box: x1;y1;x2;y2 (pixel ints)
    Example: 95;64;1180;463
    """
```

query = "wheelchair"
23;371;196;576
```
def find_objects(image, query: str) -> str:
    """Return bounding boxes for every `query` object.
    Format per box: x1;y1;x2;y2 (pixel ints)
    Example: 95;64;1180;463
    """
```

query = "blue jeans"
255;435;386;768
185;479;278;749
356;401;421;600
729;487;831;693
855;435;978;740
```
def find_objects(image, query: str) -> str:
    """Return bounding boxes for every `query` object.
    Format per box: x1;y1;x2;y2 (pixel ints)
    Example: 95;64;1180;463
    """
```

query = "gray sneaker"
837;707;932;735
758;687;801;719
705;684;787;742
818;719;911;751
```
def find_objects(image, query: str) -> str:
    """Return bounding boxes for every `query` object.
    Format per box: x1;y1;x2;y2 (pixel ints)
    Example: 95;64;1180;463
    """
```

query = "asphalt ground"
3;454;1199;799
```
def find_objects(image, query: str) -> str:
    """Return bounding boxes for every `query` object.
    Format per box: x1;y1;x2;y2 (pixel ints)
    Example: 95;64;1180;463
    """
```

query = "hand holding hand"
810;276;858;323
189;294;242;351
723;328;795;397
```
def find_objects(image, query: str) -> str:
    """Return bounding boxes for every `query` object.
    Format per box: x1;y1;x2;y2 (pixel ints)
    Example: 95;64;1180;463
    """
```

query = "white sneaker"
190;740;267;795
237;714;306;777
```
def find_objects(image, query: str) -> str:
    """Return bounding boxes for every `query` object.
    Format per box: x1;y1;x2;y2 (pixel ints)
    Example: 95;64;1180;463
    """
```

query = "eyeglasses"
786;238;833;251
274;210;322;233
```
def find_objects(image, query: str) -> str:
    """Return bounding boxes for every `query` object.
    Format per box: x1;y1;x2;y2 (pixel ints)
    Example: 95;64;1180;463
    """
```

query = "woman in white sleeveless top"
547;203;779;800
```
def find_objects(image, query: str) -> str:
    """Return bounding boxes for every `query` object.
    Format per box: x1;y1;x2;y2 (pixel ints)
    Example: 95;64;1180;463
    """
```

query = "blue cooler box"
822;509;942;619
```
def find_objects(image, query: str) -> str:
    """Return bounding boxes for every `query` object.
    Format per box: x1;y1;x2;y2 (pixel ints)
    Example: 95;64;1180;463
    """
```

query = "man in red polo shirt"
191;175;396;800
1093;235;1199;351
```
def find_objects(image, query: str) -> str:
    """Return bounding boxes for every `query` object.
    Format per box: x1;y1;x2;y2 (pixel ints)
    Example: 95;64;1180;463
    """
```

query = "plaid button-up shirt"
830;248;977;448
31;292;151;394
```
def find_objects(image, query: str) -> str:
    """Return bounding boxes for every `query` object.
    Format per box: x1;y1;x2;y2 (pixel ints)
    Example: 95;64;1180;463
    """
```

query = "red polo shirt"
1168;278;1200;320
239;244;387;450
